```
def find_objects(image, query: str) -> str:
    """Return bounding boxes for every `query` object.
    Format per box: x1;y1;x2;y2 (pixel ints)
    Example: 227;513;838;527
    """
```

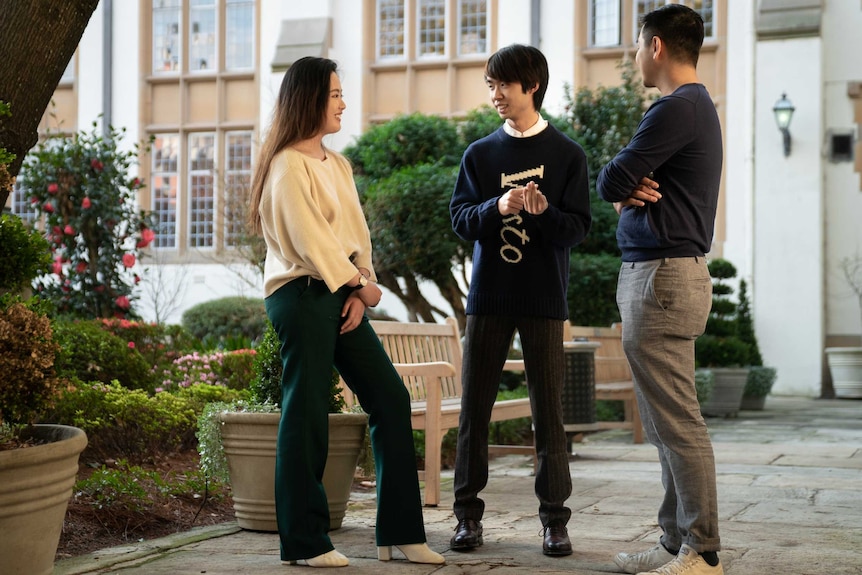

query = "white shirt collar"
503;114;548;138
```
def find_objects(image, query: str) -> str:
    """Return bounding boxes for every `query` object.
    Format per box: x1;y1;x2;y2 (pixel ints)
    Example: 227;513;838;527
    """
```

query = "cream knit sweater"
260;147;374;297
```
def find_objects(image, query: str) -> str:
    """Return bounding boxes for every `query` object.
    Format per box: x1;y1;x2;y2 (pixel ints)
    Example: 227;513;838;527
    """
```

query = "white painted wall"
539;0;576;116
76;4;104;132
821;4;862;337
753;37;823;396
112;1;141;152
134;263;262;325
496;0;533;47
327;0;364;152
721;1;755;278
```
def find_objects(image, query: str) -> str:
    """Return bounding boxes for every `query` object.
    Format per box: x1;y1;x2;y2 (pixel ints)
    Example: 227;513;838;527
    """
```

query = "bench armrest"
391;361;457;378
503;359;525;371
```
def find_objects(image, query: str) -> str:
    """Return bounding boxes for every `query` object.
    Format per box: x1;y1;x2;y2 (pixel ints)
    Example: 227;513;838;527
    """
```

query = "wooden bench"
339;319;643;505
340;317;533;506
568;324;644;444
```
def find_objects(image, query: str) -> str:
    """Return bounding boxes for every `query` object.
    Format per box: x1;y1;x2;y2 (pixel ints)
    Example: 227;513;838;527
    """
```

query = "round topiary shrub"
0;213;52;295
567;252;623;327
53;319;156;391
181;296;267;348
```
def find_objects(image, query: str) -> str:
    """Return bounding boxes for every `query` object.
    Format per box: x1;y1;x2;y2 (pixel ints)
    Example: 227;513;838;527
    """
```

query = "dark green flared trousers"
265;277;426;562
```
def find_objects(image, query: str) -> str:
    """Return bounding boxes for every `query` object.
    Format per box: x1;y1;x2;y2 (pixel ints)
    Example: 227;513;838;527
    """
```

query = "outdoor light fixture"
772;93;795;157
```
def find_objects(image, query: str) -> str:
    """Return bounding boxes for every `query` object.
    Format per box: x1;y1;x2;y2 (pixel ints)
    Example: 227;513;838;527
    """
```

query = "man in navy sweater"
449;43;591;557
597;5;723;575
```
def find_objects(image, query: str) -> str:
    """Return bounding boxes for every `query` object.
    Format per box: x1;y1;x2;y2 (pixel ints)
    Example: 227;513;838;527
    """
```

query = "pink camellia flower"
82;197;92;209
47;183;59;194
122;253;136;268
52;257;63;276
136;228;156;248
91;158;104;171
75;261;88;274
128;341;136;349
64;225;75;235
43;202;54;213
115;295;131;310
30;196;39;205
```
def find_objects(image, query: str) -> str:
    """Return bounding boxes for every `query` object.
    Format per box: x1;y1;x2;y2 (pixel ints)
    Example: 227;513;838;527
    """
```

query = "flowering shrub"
20;123;155;319
157;349;257;392
98;318;198;376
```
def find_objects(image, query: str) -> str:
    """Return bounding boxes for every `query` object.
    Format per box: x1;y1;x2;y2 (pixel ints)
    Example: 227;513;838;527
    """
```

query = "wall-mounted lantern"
772;93;795;156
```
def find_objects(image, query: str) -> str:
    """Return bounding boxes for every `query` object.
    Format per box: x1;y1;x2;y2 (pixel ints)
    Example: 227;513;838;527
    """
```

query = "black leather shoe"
450;519;483;550
542;524;572;556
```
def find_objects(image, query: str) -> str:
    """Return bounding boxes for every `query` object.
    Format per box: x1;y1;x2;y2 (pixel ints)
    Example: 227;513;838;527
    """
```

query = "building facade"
7;0;862;397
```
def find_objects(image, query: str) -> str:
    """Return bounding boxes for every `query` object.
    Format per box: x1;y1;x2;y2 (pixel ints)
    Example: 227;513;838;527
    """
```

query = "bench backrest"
568;324;632;384
368;317;463;402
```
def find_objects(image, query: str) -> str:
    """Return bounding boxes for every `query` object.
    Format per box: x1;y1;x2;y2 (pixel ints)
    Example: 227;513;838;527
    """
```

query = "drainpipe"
102;0;113;135
531;0;540;47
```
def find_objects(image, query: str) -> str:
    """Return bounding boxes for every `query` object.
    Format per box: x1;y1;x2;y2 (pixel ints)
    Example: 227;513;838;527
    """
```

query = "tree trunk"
435;276;467;333
0;0;100;206
376;270;439;323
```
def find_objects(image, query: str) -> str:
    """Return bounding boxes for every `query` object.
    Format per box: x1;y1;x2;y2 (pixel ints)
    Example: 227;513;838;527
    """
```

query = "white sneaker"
614;543;676;573
636;544;723;575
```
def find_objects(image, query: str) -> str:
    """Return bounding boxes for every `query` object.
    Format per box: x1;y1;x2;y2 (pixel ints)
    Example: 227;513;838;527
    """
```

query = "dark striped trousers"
453;314;573;527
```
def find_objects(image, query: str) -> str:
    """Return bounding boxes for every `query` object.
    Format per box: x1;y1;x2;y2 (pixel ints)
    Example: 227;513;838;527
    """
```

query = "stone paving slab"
54;396;862;575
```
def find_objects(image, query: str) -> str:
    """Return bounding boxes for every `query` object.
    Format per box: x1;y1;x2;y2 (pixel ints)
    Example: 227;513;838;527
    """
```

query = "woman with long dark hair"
249;56;445;568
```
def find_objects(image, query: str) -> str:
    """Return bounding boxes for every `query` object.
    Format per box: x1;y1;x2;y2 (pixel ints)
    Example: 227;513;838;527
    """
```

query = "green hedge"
53;319;157;392
181;296;267;348
46;381;245;461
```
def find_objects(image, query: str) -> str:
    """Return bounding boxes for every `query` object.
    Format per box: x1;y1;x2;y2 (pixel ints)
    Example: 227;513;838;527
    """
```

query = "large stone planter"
700;367;749;418
825;347;862;399
219;411;367;532
0;424;87;575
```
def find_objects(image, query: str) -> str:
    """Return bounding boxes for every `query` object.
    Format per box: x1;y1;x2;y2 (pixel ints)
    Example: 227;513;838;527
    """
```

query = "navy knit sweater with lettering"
450;124;591;319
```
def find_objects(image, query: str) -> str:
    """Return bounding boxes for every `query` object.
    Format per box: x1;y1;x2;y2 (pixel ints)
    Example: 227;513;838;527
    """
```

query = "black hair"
640;4;704;67
484;44;549;111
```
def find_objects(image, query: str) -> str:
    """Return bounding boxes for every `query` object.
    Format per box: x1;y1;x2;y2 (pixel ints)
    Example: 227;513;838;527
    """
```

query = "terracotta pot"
0;424;87;575
219;411;367;532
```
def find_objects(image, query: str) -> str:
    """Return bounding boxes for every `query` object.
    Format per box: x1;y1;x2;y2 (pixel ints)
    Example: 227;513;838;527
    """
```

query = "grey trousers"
453;314;572;527
616;257;721;553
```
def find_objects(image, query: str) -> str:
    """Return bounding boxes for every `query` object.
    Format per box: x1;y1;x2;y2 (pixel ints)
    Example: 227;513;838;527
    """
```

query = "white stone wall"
753;37;824;396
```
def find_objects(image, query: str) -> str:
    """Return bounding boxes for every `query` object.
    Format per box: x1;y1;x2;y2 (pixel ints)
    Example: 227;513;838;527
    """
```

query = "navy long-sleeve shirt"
597;83;722;262
450;124;591;319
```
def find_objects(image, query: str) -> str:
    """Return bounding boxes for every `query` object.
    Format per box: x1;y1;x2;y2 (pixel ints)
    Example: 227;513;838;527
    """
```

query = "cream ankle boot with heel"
283;549;349;568
377;543;445;564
